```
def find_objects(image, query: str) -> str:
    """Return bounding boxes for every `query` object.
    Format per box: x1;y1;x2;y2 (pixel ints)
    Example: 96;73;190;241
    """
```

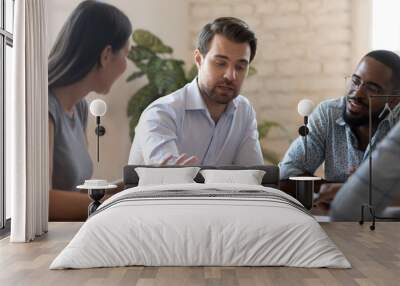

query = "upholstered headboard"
123;165;280;189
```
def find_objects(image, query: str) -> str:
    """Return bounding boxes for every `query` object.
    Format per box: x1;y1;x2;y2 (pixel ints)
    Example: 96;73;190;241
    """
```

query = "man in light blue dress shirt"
129;17;263;166
279;50;400;208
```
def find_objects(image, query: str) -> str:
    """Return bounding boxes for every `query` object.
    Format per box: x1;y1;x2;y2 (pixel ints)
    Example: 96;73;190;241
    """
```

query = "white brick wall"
188;0;353;163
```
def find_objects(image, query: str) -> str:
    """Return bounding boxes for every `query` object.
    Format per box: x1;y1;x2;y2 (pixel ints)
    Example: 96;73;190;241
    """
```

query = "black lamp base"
88;189;106;216
95;126;106;136
359;204;400;231
295;180;314;210
359;204;376;231
95;124;106;162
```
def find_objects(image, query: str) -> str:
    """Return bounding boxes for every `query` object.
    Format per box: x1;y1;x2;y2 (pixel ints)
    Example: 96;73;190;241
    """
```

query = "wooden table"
1;222;399;286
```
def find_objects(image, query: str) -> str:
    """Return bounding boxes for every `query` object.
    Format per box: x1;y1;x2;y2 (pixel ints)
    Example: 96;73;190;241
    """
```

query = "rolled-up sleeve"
279;103;327;179
233;106;264;166
330;122;400;221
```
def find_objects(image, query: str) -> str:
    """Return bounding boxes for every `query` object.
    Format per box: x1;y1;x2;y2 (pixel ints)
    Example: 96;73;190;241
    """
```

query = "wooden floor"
0;222;399;286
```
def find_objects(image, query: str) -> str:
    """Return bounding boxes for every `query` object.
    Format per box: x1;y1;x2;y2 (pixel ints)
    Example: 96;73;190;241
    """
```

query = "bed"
50;165;350;269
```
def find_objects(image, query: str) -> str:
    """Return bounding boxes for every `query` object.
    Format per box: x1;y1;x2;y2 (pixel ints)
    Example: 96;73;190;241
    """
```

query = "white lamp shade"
89;99;107;117
297;99;314;117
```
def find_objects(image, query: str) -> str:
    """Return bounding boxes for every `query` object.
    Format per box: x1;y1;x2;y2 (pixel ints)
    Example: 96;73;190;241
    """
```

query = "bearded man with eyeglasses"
279;50;400;211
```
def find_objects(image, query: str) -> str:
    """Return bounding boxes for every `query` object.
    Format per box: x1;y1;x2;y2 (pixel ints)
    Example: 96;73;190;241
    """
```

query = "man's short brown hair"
197;17;257;62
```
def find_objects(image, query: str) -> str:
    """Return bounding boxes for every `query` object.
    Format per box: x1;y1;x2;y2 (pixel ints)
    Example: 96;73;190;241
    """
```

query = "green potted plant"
126;29;291;164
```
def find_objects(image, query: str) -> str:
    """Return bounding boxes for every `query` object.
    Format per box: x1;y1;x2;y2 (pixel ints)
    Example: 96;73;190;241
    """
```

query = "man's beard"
343;94;383;127
200;80;239;105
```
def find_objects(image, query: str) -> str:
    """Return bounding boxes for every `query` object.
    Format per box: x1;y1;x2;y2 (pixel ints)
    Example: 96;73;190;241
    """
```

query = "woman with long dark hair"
48;0;132;221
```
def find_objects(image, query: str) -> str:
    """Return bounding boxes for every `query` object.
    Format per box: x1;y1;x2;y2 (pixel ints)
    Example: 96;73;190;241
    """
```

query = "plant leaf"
258;120;280;139
261;147;280;165
126;71;145;82
132;29;173;54
128;46;155;63
127;84;160;117
248;65;257;77
144;58;187;95
258;120;292;142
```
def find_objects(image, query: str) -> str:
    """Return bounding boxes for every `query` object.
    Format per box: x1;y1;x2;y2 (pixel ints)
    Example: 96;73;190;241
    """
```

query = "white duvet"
50;183;351;269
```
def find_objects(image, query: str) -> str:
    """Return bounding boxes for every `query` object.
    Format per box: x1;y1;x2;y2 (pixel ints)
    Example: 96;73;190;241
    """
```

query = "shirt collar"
335;97;347;126
185;78;208;111
336;117;346;126
185;78;238;115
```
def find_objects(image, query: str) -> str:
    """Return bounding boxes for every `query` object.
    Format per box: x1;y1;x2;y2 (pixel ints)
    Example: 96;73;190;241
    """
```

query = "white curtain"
8;0;49;242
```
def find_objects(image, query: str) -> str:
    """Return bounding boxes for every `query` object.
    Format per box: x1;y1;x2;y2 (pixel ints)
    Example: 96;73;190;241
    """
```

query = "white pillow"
200;169;266;185
135;167;200;186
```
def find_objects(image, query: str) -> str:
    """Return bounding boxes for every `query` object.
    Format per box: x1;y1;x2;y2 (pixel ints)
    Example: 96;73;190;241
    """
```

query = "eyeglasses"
345;75;384;96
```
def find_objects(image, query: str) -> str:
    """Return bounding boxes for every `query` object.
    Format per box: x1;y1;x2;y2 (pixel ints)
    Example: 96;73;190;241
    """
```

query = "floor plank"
0;222;399;286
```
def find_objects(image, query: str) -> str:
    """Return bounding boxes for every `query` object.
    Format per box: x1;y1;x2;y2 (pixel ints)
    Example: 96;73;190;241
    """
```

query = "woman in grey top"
48;0;132;220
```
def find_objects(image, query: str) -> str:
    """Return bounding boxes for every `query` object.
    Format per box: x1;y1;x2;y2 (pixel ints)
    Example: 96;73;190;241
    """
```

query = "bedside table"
77;180;117;216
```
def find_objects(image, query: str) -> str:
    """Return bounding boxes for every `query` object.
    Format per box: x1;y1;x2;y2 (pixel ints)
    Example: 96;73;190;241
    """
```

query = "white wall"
46;0;189;181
